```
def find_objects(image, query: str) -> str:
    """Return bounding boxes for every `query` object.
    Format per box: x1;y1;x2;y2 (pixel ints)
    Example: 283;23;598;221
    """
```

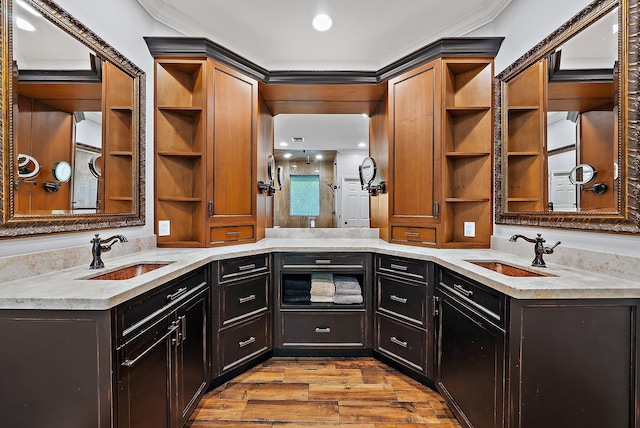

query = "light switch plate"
158;220;170;236
464;221;475;237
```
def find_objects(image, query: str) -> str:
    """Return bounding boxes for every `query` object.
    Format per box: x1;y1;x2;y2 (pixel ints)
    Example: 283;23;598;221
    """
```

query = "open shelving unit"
504;60;547;212
441;59;494;247
154;60;206;247
103;62;134;213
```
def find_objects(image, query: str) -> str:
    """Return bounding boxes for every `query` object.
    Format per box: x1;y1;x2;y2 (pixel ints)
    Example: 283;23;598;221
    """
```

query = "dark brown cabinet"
435;268;506;428
214;254;271;375
374;254;433;377
116;268;210;428
508;299;638;428
274;252;372;352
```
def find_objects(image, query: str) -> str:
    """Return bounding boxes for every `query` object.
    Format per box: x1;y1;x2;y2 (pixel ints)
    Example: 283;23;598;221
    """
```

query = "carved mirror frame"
494;0;640;233
0;0;145;237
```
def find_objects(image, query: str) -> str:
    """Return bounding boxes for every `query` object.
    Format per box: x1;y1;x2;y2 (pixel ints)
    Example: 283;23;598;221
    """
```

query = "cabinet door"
436;288;505;428
117;317;177;428
207;61;257;225
175;287;210;427
389;59;441;223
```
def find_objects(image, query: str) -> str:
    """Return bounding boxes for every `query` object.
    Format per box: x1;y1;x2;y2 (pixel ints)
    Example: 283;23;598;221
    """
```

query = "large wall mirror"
495;0;640;232
0;0;145;237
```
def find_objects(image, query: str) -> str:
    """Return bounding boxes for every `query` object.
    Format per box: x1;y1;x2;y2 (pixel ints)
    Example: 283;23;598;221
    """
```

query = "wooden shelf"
445;152;491;158
109;151;133;156
157;106;203;117
507;197;541;202
108;197;133;201
507;105;541;112
157;197;203;202
445;106;491;116
445;198;491;203
109;106;133;111
157;151;204;158
507;151;541;156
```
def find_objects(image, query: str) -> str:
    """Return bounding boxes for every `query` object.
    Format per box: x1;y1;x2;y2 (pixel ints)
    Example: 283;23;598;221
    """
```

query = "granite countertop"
1;237;639;310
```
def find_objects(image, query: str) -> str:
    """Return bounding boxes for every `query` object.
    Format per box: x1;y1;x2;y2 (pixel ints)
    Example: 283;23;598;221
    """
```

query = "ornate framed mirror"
494;0;640;232
0;0;145;237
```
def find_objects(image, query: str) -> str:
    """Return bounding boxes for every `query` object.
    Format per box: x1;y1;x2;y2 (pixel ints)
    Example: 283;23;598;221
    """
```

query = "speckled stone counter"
1;234;640;310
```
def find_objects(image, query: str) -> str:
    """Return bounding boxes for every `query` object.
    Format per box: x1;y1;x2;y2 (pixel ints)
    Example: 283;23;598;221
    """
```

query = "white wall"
0;0;179;257
470;0;640;258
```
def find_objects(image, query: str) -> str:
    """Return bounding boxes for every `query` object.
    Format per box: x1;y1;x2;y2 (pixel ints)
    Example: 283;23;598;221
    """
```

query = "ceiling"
136;0;513;71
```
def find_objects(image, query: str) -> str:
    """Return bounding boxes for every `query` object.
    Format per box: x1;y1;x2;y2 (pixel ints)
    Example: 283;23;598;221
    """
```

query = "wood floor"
187;357;462;427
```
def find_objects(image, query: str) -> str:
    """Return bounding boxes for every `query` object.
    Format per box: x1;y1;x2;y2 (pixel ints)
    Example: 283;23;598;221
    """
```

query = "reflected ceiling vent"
291;137;305;143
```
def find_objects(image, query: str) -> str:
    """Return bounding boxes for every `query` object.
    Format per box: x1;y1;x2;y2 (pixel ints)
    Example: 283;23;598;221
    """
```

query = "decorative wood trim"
494;0;640;233
0;0;146;237
144;36;505;85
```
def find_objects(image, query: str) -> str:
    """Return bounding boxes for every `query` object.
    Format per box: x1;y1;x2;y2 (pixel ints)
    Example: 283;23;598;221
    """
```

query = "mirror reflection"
10;0;136;216
502;4;619;214
273;114;370;228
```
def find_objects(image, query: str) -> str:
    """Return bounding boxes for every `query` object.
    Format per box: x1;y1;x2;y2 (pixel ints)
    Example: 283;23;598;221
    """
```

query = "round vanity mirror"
52;161;72;183
359;157;377;187
267;154;276;183
568;164;597;185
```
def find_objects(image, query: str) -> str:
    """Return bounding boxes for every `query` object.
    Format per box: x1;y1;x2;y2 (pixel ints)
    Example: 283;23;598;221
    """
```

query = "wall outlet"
158;220;170;236
464;221;476;237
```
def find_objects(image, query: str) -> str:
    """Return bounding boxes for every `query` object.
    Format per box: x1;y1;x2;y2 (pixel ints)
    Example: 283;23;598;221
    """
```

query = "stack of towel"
282;275;311;303
332;275;363;304
310;272;335;303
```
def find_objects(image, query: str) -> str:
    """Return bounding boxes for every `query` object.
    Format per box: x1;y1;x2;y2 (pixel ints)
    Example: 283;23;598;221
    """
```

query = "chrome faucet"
90;233;128;269
509;233;561;267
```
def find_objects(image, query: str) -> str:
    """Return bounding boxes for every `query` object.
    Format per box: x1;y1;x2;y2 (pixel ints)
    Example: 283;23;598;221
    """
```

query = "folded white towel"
310;295;334;303
333;294;363;304
311;282;335;297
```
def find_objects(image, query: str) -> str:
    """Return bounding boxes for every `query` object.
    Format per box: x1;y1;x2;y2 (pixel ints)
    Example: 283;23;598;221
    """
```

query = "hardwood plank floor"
187;357;461;427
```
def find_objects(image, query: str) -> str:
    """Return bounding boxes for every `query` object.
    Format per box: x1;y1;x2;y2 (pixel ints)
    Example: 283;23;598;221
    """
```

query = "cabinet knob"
315;327;331;333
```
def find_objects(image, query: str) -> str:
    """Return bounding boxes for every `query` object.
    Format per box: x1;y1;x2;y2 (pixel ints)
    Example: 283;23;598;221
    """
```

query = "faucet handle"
545;241;561;254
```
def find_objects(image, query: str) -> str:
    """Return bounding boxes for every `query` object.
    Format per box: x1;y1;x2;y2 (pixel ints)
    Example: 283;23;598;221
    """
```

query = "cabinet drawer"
376;314;426;373
278;253;368;270
391;226;436;245
210;225;254;245
376;254;428;282
219;313;269;372
280;311;365;348
377;276;426;326
117;268;207;340
438;268;505;325
220;275;269;326
219;254;269;282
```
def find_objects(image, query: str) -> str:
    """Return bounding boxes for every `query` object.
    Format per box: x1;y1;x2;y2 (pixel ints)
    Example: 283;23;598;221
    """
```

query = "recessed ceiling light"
292;164;297;168
16;0;41;17
315;154;323;160
358;142;367;148
279;142;288;147
312;14;332;32
16;17;35;31
283;153;292;159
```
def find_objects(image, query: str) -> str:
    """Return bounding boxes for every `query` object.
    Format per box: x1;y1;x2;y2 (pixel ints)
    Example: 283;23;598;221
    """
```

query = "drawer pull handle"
390;263;408;271
227;231;242;236
122;322;180;367
239;336;256;348
166;287;188;302
404;232;420;238
239;294;256;304
315;259;331;265
453;283;474;298
238;264;256;271
390;295;408;304
390;336;408;348
315;327;331;333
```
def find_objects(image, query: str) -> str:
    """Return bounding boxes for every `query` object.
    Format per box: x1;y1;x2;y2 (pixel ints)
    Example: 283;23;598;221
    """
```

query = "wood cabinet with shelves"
504;59;547;212
151;52;258;248
102;62;136;213
376;41;501;249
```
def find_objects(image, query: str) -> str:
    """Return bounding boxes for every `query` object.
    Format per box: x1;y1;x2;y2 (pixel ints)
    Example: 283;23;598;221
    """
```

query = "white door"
340;176;370;227
550;171;577;212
